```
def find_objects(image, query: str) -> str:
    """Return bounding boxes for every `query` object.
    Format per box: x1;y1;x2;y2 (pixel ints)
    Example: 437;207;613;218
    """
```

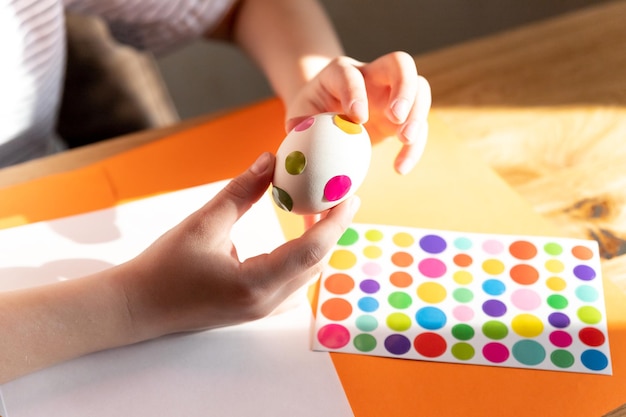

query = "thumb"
197;152;275;228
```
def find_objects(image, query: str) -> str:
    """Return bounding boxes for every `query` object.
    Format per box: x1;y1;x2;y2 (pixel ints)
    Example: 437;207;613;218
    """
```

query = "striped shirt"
1;0;234;168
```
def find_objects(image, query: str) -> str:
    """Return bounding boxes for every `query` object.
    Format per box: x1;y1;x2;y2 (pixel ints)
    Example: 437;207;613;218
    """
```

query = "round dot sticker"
545;259;565;273
285;151;306;175
482;279;506;296
329;249;357;270
451;342;475;361
317;324;351;349
482;299;507;317
418;258;447;278
483;342;509;363
573;265;596;281
416;306;447;330
324;273;355;295
549;330;573;348
510;264;539;285
512;340;546;366
548;312;571;329
417;282;447;304
510;288;541;311
575;285;599;302
482;239;504;254
579;327;606;347
353;333;377;352
581;349;609;371
572;245;594;260
578;306;602;324
338;228;359;246
414;333;447;358
454;237;473;250
547;294;569;310
482;259;505;275
294;116;315;131
363;245;382;259
546;276;567;291
357;296;379;313
390;271;413;288
452;305;475;322
362;262;382;277
551;349;575;369
324;175;352;202
509;240;538;260
453;288;474;303
453;270;473;285
453;253;473;267
384;334;412;355
391;251;414;267
419;235;447;254
387;312;412;331
388;291;413;309
359;279;380;294
511;314;544;338
451;323;475;341
393;232;414;247
544;242;563;256
355;315;378;332
321;298;353;321
333;114;362;134
482;320;509;340
272;186;293;212
365;229;383;242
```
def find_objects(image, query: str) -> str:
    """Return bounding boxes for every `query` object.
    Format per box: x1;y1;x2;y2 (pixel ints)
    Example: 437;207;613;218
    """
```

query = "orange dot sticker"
321;298;353;321
510;264;539;285
390;271;413;288
391;251;414;267
324;273;355;294
509;240;538;260
572;245;594;260
453;253;473;267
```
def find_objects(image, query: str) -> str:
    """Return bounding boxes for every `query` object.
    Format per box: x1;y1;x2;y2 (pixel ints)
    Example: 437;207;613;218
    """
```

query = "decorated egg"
271;113;372;215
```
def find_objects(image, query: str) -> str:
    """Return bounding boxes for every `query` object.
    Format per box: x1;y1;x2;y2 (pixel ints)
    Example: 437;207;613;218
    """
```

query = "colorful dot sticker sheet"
313;223;612;375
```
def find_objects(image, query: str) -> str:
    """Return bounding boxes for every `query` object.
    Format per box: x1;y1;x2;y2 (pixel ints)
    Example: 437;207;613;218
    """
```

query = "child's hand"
121;152;359;337
285;51;431;175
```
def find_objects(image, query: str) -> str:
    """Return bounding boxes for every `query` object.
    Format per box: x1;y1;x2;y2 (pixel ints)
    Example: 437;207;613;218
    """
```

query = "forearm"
0;264;136;384
231;0;344;105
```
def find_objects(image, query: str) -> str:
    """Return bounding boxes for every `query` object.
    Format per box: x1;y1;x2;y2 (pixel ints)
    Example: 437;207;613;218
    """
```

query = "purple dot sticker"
573;265;596;281
548;312;571;328
324;175;352;202
418;258;447;278
482;299;507;317
419;234;447;254
483;342;510;363
317;324;351;349
294;116;315;131
384;334;412;355
359;279;380;294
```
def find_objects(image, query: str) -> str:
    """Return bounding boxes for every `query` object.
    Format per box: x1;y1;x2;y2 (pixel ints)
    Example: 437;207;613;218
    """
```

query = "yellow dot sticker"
453;270;473;285
546;276;566;291
363;245;383;259
328;249;357;270
545;259;565;273
333;114;362;134
417;282;447;304
365;229;384;242
482;259;505;275
392;232;415;248
386;312;412;331
511;314;544;338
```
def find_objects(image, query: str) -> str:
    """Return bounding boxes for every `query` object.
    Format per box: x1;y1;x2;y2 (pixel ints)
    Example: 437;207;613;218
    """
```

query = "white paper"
0;181;353;417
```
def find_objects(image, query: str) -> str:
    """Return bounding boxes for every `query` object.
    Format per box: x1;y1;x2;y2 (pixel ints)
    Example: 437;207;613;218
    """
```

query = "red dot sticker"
579;327;606;347
324;175;352;202
317;324;351;349
509;240;538;260
414;332;447;358
510;264;539;285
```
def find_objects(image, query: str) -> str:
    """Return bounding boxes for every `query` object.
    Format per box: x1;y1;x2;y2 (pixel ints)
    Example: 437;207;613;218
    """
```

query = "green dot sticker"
354;333;377;352
451;342;475;361
451;324;475;341
388;291;413;309
338;228;359;246
285;151;306;174
482;320;509;340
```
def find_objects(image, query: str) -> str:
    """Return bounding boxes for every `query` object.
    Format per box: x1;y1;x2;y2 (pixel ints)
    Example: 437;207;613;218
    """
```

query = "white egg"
272;113;372;215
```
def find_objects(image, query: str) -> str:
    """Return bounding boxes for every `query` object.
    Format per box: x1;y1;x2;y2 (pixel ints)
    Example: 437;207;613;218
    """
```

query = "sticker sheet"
313;223;611;375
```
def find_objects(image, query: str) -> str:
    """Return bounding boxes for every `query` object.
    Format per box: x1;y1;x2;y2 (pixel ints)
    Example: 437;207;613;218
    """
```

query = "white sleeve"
63;0;237;53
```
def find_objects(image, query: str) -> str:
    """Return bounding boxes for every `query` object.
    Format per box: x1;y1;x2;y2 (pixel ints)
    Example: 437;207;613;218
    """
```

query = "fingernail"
250;152;272;175
392;98;410;122
396;158;415;176
350;100;368;122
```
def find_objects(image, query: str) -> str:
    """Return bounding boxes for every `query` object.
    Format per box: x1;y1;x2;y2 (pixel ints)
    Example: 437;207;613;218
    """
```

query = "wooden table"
1;2;625;414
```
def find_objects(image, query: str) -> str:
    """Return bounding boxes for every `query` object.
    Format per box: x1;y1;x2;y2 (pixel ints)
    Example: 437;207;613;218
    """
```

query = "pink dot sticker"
483;342;510;363
510;288;542;311
418;258;447;278
452;305;475;322
294;117;315;131
324;175;352;202
317;323;351;349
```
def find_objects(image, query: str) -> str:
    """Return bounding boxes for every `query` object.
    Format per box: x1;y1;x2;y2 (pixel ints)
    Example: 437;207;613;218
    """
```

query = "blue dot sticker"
416;306;447;330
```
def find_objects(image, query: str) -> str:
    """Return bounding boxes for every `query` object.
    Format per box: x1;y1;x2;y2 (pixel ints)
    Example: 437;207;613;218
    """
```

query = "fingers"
251;196;360;288
318;57;369;123
395;120;429;175
194;152;275;231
